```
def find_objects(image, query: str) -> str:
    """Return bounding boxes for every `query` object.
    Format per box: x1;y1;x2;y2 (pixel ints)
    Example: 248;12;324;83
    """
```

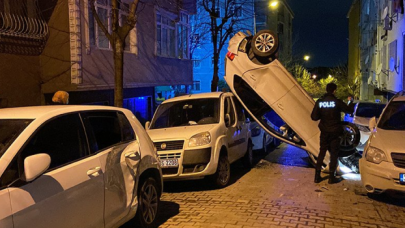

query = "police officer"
311;83;354;184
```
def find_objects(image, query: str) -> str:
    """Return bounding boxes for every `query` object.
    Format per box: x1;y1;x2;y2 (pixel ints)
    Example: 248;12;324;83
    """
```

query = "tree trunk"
211;52;219;92
113;35;124;107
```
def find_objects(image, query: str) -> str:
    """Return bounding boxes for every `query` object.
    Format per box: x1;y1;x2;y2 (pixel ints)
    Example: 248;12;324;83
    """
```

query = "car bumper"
359;158;405;193
159;146;218;181
356;131;371;150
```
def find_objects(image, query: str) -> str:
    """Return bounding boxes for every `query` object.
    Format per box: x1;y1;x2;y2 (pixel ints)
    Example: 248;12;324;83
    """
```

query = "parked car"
344;101;386;151
359;91;405;194
224;30;360;169
0;106;162;228
250;116;281;153
146;92;252;188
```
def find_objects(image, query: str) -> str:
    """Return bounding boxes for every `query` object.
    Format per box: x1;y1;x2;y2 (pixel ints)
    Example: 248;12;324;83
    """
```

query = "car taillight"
226;51;235;61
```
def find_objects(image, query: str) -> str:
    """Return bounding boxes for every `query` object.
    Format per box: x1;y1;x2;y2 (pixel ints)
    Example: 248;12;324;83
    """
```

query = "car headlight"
189;132;211;147
355;124;370;132
365;146;387;164
251;126;261;137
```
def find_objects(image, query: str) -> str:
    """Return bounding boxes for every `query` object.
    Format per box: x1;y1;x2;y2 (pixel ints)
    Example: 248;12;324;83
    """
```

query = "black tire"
251;30;279;58
339;121;360;154
243;142;253;168
211;154;230;188
134;177;160;228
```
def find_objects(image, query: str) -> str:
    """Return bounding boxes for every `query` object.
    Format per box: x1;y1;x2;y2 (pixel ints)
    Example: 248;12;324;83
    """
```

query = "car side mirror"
24;153;51;182
369;117;377;131
225;114;231;127
145;121;150;130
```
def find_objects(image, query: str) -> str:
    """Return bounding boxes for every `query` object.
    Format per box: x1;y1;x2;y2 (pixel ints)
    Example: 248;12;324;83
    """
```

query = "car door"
81;111;139;227
232;97;249;158
8;113;105;228
224;96;240;163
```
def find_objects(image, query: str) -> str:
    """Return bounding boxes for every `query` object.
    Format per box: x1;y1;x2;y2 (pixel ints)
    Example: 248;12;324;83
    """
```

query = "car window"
82;112;122;153
232;97;245;121
19;113;88;171
378;101;405;130
355;103;386;118
224;97;236;126
0;119;33;159
150;98;220;129
117;112;136;142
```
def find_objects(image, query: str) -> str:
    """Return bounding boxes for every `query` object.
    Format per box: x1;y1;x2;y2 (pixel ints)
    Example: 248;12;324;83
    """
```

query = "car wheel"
261;135;268;153
134;177;159;228
243;142;254;168
211;154;230;188
340;122;360;154
251;30;279;58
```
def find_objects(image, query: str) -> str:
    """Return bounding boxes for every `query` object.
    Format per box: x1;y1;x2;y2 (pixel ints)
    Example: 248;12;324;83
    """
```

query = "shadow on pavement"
263;143;312;168
120;201;180;228
367;190;405;207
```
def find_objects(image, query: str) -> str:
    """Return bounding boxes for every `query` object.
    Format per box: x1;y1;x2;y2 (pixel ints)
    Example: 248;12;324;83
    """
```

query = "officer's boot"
314;170;322;183
328;171;342;184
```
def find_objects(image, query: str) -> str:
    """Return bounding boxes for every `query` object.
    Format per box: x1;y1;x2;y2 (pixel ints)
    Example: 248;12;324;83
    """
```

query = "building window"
277;22;284;35
177;12;190;59
89;0;137;53
193;58;201;68
157;12;176;57
192;81;201;91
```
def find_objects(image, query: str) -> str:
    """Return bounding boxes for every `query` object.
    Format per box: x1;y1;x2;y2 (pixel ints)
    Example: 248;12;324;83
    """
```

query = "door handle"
125;151;141;160
87;166;101;177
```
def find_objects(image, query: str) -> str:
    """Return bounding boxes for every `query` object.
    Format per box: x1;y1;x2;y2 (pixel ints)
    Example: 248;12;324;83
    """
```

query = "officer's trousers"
316;131;341;173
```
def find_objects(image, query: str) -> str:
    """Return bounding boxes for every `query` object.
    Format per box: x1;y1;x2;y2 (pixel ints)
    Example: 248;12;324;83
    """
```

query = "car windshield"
378;101;405;130
355;103;386;118
0;119;33;158
150;98;220;129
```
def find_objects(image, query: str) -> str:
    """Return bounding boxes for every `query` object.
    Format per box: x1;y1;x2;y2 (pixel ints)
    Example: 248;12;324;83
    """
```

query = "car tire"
261;135;268;154
134;177;160;228
211;154;230;188
251;30;279;58
243;142;254;168
340;121;360;154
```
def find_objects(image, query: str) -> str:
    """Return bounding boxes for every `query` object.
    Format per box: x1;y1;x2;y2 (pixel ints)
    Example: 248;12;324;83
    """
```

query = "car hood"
147;124;216;141
369;129;405;156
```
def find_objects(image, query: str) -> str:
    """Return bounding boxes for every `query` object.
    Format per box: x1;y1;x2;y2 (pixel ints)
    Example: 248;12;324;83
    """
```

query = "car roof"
0;105;128;119
161;92;230;104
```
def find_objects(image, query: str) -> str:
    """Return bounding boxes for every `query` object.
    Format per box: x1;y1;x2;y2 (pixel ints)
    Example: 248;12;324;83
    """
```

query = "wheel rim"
218;158;230;185
341;125;356;147
255;33;275;53
140;182;158;224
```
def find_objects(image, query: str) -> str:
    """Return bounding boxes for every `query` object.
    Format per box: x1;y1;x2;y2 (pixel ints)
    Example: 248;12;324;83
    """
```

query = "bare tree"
89;0;140;107
200;0;252;91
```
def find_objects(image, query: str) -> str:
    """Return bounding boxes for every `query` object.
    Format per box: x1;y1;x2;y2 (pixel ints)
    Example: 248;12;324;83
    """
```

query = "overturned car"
224;30;360;170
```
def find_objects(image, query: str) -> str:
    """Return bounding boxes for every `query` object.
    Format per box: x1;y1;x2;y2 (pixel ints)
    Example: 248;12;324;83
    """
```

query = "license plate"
160;159;179;168
400;174;405;184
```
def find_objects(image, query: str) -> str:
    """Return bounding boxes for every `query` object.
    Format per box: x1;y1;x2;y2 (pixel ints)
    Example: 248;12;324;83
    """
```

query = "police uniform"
311;93;354;182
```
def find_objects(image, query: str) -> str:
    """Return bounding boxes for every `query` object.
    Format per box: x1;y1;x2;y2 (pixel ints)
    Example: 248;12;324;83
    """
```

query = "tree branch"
120;0;140;38
89;0;112;41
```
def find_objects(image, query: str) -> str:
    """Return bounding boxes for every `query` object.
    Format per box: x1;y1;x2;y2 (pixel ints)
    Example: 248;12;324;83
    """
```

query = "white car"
146;92;252;187
224;30;360;168
250;116;281;153
360;91;405;194
344;102;386;151
0;106;162;228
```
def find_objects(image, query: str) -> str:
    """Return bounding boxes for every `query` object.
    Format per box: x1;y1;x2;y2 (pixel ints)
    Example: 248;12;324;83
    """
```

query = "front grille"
162;168;178;175
158;153;181;159
154;140;184;151
391;153;405;169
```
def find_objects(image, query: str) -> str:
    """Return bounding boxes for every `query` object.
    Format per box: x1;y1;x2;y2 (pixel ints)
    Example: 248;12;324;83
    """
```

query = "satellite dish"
365;55;369;64
389;57;395;72
376;63;382;74
383;7;388;19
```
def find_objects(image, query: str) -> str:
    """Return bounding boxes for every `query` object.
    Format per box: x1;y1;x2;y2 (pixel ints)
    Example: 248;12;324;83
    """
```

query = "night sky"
286;0;354;67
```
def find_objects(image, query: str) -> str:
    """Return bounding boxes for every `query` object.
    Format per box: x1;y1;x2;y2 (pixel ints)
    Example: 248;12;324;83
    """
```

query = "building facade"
191;0;294;94
349;0;404;102
0;0;196;122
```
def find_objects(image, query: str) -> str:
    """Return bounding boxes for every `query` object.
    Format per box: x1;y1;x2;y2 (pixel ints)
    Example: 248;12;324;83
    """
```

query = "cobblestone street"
154;143;405;228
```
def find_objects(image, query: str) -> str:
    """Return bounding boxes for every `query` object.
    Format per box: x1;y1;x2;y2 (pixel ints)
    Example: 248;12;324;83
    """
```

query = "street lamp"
304;55;310;61
328;74;333;78
270;1;279;8
312;75;317;79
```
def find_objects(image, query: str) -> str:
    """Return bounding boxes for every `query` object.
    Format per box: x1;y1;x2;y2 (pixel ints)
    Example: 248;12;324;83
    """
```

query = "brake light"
226;51;236;61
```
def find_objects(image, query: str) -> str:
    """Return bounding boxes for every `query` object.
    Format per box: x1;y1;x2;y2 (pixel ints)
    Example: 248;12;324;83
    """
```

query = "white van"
146;92;252;187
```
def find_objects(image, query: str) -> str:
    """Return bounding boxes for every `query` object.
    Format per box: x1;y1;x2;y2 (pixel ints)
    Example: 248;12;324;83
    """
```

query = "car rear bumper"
359;158;405;193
